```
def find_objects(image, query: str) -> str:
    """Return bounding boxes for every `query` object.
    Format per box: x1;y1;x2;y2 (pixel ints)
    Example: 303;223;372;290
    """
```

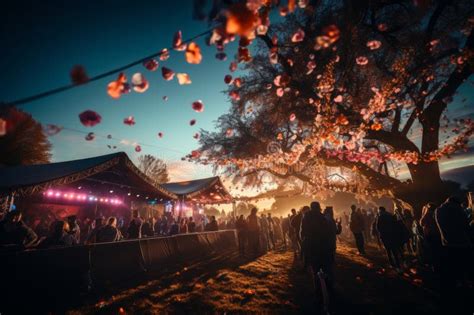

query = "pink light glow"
44;189;123;206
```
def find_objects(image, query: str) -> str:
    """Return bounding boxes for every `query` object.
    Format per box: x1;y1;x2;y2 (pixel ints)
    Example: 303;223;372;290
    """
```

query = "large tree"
0;107;51;166
137;154;170;183
194;0;474;215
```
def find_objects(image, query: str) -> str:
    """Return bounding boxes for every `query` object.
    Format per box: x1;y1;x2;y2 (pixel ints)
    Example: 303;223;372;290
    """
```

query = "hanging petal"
143;59;159;71
162;67;175;81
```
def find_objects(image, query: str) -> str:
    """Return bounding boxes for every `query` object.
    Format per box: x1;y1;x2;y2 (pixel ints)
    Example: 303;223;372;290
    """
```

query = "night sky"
1;0;473;183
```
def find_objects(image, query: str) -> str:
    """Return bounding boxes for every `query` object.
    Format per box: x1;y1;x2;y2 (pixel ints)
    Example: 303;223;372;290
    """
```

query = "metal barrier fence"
0;230;237;305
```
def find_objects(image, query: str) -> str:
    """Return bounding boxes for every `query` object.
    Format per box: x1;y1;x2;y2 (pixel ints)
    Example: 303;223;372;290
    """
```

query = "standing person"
0;210;38;249
96;217;123;243
205;216;218;231
361;209;370;242
40;220;76;248
289;209;298;255
187;217;196;233
291;207;306;258
300;202;337;306
349;205;365;255
420;202;441;271
281;214;290;248
247;208;260;256
169;219;179;236
259;214;270;252
435;197;471;304
86;217;105;244
127;210;143;239
235;214;247;256
376;207;404;271
67;215;81;244
179;218;188;234
402;209;415;253
142;217;155;237
267;213;276;250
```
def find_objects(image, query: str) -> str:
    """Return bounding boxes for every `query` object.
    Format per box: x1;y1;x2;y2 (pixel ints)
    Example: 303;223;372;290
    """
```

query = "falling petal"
334;95;343;103
85;132;95;141
289;113;296;121
229;62;238;72
107;73;127;99
162;67;175;81
131;73;149;93
70;65;89;85
173;30;187;51
143;59;159;71
226;128;234;137
276;88;284;97
79;110;102;127
229;90;240;100
163;96;169;101
159;48;170;61
192;100;204;113
189;119;196;126
107;134;112;139
135;145;142;152
158;132;163;138
177;73;192;85
193;132;200;139
185;42;202;64
123;116;136;126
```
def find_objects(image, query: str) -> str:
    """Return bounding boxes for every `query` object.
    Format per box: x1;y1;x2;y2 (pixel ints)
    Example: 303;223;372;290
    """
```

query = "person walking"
376;207;404;271
349;205;365;255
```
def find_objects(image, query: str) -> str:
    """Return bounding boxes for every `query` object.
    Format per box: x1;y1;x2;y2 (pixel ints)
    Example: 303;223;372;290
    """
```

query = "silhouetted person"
300;201;336;305
187;217;196;233
127;210;143;239
435;196;471;307
267;213;276;250
291;207;307;257
169;219;179;236
236;214;247;255
41;220;76;248
349;205;365;255
0;210;38;249
376;207;403;270
420;203;441;271
96;217;123;242
86;217;105;244
142;218;155;237
205;216;218;231
247;208;260;256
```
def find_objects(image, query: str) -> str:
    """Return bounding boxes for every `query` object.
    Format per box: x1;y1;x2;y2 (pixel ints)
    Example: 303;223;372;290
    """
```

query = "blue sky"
1;0;237;180
1;0;473;183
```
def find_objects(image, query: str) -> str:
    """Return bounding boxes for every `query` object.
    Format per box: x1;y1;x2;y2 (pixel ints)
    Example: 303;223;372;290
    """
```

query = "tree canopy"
137;154;170;183
192;0;474;212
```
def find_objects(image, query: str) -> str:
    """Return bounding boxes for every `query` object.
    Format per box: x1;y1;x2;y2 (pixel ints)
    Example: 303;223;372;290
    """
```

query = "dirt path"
68;241;446;314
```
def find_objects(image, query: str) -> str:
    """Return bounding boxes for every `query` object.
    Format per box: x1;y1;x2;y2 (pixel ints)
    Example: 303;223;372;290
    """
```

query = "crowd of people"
0;209;242;250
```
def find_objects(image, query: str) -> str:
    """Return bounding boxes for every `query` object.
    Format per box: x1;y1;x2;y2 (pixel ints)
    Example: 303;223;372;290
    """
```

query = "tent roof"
0;152;176;199
162;176;233;204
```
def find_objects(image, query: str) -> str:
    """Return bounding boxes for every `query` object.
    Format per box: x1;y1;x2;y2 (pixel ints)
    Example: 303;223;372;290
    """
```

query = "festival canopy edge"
0;152;177;200
162;176;233;204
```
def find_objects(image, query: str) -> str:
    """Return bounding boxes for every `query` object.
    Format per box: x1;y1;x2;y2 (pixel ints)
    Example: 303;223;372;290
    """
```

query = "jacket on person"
127;217;143;239
0;220;38;248
96;225;123;243
349;211;364;234
376;211;400;248
435;199;471;248
300;210;334;264
247;214;260;232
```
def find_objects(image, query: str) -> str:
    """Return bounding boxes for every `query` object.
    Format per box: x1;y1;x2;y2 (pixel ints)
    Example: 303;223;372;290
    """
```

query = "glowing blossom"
192;100;204;113
229;62;238;72
229;90;240;100
0;118;7;136
356;56;369;66
367;40;382;50
334;95;343;103
107;72;127;99
225;3;259;36
177;73;192;85
79;110;102;127
185;42;202;64
226;128;234;137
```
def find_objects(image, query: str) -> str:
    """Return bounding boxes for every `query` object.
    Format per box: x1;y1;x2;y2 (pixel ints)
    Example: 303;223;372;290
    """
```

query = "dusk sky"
1;0;473;183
